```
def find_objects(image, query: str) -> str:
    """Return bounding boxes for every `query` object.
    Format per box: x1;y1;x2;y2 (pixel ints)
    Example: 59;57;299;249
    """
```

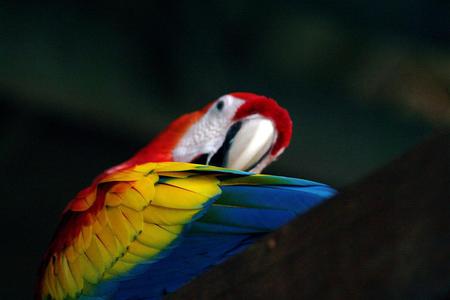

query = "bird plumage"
37;163;335;299
36;93;336;300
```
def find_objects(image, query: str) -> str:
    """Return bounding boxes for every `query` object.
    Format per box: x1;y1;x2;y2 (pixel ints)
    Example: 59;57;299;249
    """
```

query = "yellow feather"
84;236;109;275
119;206;143;233
68;257;84;293
159;224;183;235
119;251;147;264
77;253;98;284
53;270;65;300
57;255;78;298
81;225;93;250
45;261;58;299
163;175;220;198
109;182;131;193
40;162;237;300
96;209;108;226
73;231;85;254
64;244;78;262
127;240;160;259
96;224;122;258
157;171;193;178
120;186;149;211
105;260;136;277
133;174;157;200
142;204;200;225
92;219;103;234
105;191;123;207
101;169;146;182
137;222;179;249
152;183;210;209
133;162;157;173
106;207;135;246
154;162;196;172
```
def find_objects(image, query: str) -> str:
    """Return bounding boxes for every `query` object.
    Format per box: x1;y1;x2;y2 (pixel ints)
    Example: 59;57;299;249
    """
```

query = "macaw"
36;93;336;300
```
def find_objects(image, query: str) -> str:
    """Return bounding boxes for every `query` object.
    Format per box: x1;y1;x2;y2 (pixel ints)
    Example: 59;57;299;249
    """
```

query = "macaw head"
130;92;292;172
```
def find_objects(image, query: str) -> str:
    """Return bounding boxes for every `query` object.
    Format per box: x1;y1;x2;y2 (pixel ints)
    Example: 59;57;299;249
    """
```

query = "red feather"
231;92;293;156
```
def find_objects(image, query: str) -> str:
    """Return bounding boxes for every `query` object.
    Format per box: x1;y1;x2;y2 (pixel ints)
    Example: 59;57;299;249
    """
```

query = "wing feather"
37;163;336;300
38;163;222;299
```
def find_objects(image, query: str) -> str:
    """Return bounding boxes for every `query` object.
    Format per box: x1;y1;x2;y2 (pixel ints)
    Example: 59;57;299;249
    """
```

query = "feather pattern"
37;162;336;300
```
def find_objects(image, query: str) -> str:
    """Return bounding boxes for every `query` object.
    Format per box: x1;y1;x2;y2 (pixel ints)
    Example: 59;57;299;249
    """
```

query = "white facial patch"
172;95;245;163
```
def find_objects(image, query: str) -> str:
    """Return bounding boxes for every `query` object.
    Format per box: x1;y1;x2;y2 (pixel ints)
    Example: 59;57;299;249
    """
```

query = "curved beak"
207;117;277;171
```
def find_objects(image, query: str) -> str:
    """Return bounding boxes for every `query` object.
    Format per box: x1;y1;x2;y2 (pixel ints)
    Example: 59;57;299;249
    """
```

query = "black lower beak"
208;121;242;167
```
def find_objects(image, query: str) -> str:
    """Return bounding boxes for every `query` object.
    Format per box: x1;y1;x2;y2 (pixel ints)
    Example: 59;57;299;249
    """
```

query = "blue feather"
217;184;335;213
198;204;297;230
110;178;336;300
114;234;254;299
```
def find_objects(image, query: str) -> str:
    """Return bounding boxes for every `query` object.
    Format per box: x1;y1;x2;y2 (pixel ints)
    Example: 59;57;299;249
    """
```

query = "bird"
36;92;336;300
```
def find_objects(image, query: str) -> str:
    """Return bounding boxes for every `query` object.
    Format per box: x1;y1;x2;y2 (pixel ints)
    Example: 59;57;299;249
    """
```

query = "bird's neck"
108;111;203;174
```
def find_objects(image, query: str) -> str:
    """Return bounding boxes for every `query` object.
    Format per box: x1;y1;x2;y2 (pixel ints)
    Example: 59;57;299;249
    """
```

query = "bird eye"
215;100;224;111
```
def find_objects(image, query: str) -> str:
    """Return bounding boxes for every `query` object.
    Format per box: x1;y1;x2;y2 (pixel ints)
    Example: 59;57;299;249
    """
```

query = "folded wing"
37;163;336;300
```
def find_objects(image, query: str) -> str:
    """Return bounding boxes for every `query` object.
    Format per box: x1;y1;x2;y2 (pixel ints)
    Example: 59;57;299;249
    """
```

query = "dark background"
0;2;448;299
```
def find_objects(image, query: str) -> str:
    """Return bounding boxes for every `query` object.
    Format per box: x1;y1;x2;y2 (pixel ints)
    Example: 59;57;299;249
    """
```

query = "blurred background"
0;1;448;298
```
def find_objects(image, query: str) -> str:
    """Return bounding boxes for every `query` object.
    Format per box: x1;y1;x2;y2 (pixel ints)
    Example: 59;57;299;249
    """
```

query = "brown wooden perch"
168;132;450;300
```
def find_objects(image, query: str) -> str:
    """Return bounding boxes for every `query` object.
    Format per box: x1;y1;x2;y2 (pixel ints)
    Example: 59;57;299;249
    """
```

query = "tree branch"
168;132;450;300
